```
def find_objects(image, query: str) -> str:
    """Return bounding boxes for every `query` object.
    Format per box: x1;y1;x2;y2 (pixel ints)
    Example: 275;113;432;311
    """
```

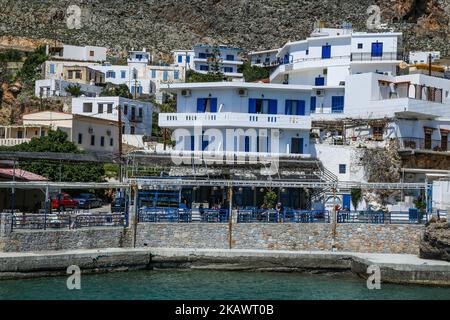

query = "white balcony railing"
159;112;312;129
0;138;31;146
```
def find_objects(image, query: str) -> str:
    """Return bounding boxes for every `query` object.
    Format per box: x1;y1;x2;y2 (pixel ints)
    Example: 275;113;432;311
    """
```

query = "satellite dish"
399;61;409;69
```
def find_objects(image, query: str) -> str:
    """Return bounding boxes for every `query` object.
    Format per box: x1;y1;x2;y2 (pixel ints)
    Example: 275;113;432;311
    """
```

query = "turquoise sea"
0;270;449;300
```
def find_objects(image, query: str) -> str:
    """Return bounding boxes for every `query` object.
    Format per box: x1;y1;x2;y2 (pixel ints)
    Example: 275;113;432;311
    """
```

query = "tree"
186;69;225;83
350;188;362;211
239;61;270;82
100;83;132;98
263;189;278;209
0;129;105;182
65;84;83;97
16;46;48;87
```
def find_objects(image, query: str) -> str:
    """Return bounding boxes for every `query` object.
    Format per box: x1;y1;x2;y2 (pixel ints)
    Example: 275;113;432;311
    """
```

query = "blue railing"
336;210;426;224
283;210;330;223
237;209;281;223
200;209;229;223
138;208;192;223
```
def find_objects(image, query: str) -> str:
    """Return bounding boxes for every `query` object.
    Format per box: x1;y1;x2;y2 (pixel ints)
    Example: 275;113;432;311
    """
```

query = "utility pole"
163;128;167;151
428;53;432;76
118;104;123;182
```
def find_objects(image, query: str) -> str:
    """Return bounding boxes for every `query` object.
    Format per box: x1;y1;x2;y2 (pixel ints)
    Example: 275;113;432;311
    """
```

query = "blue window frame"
371;42;383;57
248;98;277;114
244;136;250;152
226;54;234;61
106;71;116;78
163;71;168;81
200;65;209;71
331;96;344;113
174;70;179;80
283;54;290;64
291;138;303;154
49;64;55;74
121;71;126;79
190;136;195;151
197;98;217;113
178;55;183;63
342;194;351;210
310;96;316;113
322;44;331;59
285;100;305;115
223;67;233;73
315;76;325;86
186;56;190;63
306;49;309;55
339;164;346;174
198;52;207;59
357;43;363;49
151;70;156;78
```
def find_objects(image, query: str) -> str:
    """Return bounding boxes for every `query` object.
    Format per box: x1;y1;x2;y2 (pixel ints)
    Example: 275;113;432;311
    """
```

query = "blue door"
283;54;290;64
371;42;383;57
197;98;205;112
310;96;316;113
291;138;303;154
210;98;218;113
342;194;351;210
322;45;331;59
248;98;257;113
244;136;250;152
297;100;305;115
331;96;344;113
268;100;277;114
315;76;325;86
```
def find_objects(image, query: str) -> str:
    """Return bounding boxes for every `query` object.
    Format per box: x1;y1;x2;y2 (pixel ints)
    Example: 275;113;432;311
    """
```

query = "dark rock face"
0;0;449;59
420;220;450;262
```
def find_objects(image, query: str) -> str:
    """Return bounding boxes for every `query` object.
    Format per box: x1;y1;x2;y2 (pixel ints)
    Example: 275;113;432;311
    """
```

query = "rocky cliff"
0;0;449;59
420;219;450;262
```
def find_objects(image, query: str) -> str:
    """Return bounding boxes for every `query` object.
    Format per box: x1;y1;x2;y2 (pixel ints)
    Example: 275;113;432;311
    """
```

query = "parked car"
111;197;126;213
51;193;79;211
73;193;103;209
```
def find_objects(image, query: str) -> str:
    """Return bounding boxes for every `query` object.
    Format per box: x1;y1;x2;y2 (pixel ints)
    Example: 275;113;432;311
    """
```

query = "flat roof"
161;82;313;91
248;48;280;55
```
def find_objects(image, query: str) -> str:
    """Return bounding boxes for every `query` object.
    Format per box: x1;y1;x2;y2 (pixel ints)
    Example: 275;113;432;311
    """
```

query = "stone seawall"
136;223;424;254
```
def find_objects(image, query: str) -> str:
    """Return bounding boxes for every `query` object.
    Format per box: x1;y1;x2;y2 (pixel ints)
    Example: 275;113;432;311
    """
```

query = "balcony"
159;112;311;130
129;115;143;123
0;138;31;147
350;52;403;62
398;137;449;152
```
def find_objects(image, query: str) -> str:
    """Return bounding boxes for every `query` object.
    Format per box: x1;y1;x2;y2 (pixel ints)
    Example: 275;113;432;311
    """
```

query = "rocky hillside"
0;0;449;60
420;219;450;262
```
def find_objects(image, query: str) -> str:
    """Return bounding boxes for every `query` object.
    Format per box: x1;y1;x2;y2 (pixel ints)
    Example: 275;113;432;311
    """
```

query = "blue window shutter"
197;99;205;113
210;98;217;113
178;55;183;63
174;70;179;80
371;42;383;57
49;64;55;74
297;100;305;115
332;96;344;113
299;138;304;154
310;97;316;113
285;100;292;115
130;86;135;94
121;71;126;78
322;45;331;59
268;99;277;114
315;76;325;86
190;136;195;151
248;98;257;113
244;136;250;152
186;56;190;63
342;194;351;209
283;54;290;64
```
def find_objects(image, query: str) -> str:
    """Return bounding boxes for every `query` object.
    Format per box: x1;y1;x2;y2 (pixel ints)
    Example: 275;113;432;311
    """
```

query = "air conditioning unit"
237;88;248;97
316;89;324;97
181;89;191;97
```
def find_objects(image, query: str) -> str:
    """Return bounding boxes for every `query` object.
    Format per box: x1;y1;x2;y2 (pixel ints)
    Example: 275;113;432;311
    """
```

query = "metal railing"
138;208;192;223
283;210;330;223
398;137;448;152
237;209;281;223
74;214;125;228
337;210;426;224
200;209;229;223
350;52;403;61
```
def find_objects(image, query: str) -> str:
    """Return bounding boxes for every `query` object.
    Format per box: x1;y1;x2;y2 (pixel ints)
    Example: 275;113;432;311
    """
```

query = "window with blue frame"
200;65;209;71
371;42;383;57
106;70;116;78
178;55;183;63
306;49;309;55
283;54;290;64
190;135;195;151
244;136;250;152
315;76;325;86
339;164;346;174
151;70;156;78
291;138;303;154
174;70;179;80
226;54;234;61
331;96;344;113
223;67;233;73
186;55;191;63
285;100;305;115
121;71;126;79
163;71;168;81
197;98;218;113
322;44;331;59
49;64;55;74
198;52;207;59
310;96;316;113
357;43;363;49
248;99;277;114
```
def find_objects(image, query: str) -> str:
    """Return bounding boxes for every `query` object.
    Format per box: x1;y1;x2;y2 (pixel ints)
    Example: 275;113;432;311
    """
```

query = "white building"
35;79;102;98
172;50;195;70
409;51;440;64
71;96;153;137
191;45;244;79
21;111;119;153
159;82;312;157
248;48;280;68
47;44;107;62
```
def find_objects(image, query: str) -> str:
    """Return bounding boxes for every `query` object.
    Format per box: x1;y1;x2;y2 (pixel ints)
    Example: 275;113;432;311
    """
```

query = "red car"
51;193;79;211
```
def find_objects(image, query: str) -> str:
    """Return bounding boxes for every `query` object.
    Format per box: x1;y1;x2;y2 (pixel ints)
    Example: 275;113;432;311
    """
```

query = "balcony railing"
398;137;449;152
0;138;31;146
350;52;403;62
159;112;311;129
